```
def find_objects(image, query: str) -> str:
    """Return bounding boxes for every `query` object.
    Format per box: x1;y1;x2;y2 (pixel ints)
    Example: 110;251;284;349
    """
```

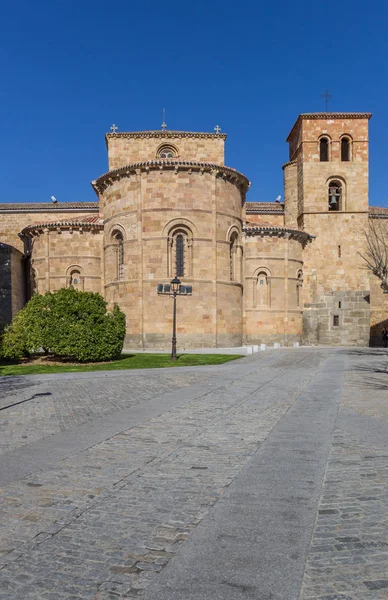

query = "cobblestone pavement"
0;370;208;455
0;348;387;599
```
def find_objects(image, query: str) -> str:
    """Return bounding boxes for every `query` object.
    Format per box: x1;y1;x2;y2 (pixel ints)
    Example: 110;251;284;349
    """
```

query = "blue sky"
0;0;387;206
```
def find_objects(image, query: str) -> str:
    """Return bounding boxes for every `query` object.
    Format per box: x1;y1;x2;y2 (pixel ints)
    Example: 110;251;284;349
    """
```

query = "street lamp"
157;277;193;360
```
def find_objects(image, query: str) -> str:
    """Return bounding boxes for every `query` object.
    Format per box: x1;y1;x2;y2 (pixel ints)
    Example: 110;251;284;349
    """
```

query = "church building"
1;113;387;348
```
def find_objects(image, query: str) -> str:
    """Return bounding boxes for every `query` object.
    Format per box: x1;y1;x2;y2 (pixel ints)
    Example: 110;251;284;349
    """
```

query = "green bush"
2;288;126;362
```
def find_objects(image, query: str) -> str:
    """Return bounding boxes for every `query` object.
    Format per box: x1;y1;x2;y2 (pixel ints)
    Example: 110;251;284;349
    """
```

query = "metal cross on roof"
161;108;167;131
110;124;118;133
321;90;332;112
214;125;221;134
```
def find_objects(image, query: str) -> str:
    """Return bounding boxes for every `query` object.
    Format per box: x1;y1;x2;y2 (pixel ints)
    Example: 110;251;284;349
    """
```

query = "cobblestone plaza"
1;348;388;599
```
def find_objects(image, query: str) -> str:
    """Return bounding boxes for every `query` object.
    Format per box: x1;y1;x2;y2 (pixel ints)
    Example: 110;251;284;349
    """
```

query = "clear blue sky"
1;0;387;206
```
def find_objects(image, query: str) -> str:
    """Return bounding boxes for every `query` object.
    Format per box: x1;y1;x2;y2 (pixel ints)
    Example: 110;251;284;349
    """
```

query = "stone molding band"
21;220;104;236
244;226;314;245
92;160;250;196
105;131;227;141
282;160;298;170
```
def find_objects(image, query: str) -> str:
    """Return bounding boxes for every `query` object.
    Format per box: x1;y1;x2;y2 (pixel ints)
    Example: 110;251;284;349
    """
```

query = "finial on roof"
320;90;332;112
161;108;167;131
214;125;221;134
110;124;118;133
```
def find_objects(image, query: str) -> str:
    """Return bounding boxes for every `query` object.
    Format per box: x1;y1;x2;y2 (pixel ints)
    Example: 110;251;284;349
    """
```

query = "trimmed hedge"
1;288;126;362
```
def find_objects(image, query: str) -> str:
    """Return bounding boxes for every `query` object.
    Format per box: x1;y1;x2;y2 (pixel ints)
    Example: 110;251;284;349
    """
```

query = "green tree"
1;288;126;362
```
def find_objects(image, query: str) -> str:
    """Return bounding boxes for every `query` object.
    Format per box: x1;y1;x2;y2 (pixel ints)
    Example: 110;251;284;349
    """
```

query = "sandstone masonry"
0;115;387;347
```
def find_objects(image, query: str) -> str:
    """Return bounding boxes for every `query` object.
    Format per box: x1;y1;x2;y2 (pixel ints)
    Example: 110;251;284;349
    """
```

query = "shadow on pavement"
0;376;40;401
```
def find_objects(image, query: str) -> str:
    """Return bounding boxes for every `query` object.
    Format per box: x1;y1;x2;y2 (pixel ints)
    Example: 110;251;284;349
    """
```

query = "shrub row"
0;288;126;362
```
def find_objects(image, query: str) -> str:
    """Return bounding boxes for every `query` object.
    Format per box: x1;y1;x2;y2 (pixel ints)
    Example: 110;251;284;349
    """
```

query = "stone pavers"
0;348;387;599
299;348;388;600
300;430;388;600
0;370;208;455
0;350;322;599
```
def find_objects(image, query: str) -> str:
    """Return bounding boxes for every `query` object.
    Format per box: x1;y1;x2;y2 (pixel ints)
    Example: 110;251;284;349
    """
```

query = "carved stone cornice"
298;112;372;120
105;131;227;142
244;226;314;247
21;215;103;237
282;160;298;170
92;160;250;197
287;113;372;142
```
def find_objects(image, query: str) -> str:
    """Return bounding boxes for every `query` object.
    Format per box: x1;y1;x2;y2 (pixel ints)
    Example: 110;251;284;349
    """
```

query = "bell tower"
284;112;372;346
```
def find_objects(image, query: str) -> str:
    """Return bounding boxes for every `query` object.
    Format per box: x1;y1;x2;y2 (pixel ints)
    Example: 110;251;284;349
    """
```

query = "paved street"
0;348;387;600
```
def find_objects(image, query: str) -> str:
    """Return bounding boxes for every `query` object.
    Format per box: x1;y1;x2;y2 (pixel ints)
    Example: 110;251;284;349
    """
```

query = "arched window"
111;230;124;279
175;233;184;277
70;270;81;287
229;231;238;281
157;144;178;159
167;226;193;278
320;137;329;162
254;269;271;308
296;270;303;308
341;137;350;161
66;265;84;290
328;181;342;211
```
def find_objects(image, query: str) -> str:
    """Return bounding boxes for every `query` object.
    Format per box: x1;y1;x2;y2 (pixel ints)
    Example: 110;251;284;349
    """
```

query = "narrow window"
229;232;238;281
328;181;342;211
320;138;329;162
296;271;303;308
338;301;342;309
333;315;339;327
175;234;184;276
338;244;341;257
257;272;269;307
70;270;81;286
341;138;350;161
114;231;124;279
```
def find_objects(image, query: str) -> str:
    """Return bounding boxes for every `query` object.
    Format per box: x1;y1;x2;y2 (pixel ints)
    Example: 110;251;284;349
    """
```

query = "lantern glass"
170;276;181;293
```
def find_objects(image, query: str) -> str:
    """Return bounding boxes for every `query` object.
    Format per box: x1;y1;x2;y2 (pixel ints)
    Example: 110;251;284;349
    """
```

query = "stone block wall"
243;233;304;346
27;229;103;296
369;271;388;346
303;290;370;346
0;207;98;251
99;157;247;349
0;243;25;329
106;132;226;171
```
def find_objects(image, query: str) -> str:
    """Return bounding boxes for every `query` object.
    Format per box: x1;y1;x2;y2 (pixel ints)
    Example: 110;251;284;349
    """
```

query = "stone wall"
0;243;25;329
27;228;103;296
106;132;226;171
100;159;247;349
0;206;98;252
286;114;371;346
303;289;370;346
369;271;388;346
243;232;304;346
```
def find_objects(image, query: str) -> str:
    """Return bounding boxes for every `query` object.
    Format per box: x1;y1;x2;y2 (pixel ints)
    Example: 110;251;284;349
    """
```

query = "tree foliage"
1;288;126;362
359;218;388;293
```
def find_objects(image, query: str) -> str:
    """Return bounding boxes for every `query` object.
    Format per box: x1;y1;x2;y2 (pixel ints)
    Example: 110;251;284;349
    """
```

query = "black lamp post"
170;276;180;360
157;277;193;360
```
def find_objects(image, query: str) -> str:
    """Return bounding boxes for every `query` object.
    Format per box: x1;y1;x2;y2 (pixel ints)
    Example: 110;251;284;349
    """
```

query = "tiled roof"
369;206;388;217
0;202;99;212
22;214;103;233
246;202;284;213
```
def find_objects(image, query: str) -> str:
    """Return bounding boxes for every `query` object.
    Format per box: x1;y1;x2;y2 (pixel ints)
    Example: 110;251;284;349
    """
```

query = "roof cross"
320;90;332;112
110;124;118;133
214;125;221;134
161;108;167;131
